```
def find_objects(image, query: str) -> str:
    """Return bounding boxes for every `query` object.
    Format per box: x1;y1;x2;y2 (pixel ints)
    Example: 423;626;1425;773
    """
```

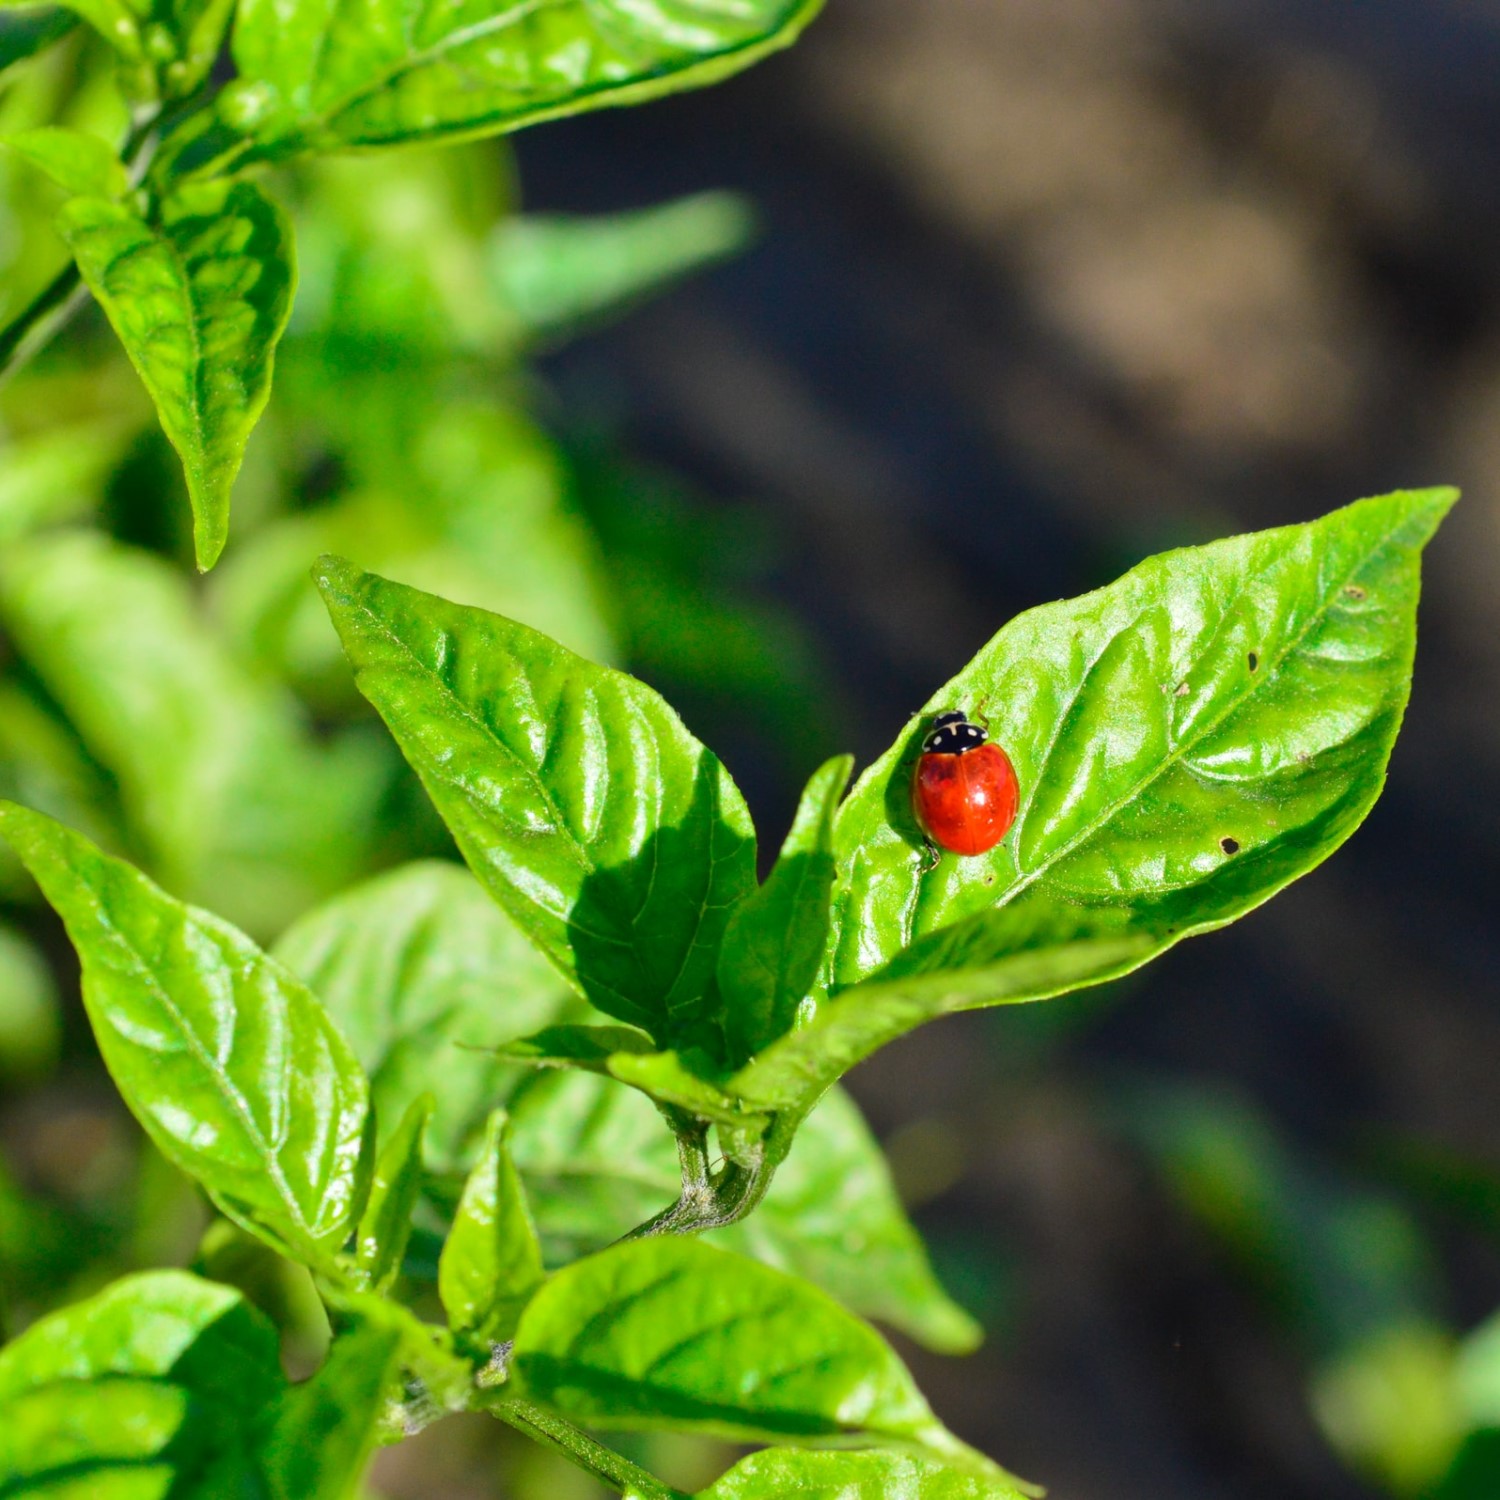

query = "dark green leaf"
0;1270;282;1497
0;9;77;77
273;860;583;1171
1431;1430;1500;1500
264;1304;402;1500
489;191;755;342
354;1093;431;1293
810;489;1455;1081
700;1449;1030;1499
717;754;851;1066
4;125;127;197
0;803;369;1268
509;1237;955;1452
439;1110;545;1345
227;0;824;157
58;178;294;569
315;558;757;1050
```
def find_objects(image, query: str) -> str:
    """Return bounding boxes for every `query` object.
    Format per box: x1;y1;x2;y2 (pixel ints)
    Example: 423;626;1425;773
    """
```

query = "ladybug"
912;710;1019;860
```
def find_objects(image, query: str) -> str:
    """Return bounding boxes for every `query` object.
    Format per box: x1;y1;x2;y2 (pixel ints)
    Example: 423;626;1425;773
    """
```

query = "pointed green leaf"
273;860;582;1172
700;1449;1031;1499
264;1304;402;1500
0;803;369;1268
314;558;757;1050
733;910;1147;1115
4;126;127;197
490;191;755;342
717;754;851;1066
496;1023;658;1072
58;179;294;570
606;1049;763;1135
509;1237;955;1452
228;0;824;157
0;1271;283;1497
440;1110;545;1346
823;489;1455;1014
354;1093;431;1293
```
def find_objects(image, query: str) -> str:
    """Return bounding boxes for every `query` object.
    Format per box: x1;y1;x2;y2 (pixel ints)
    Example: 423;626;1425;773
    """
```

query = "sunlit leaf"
58;178;294;569
227;0;824;157
315;559;756;1051
439;1109;545;1345
508;1237;957;1453
0;1270;281;1497
353;1092;431;1293
0;803;369;1268
700;1449;1031;1499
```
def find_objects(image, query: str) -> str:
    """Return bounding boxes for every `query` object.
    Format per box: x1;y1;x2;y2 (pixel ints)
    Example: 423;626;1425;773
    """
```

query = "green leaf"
700;1449;1030;1499
273;860;583;1172
58;178;294;570
439;1110;545;1346
227;0;825;158
264;1304;402;1500
0;9;78;77
717;754;851;1066
354;1093;431;1293
0;531;385;934
509;1237;953;1451
0;1270;282;1497
314;558;757;1051
496;1023;658;1072
506;1071;974;1353
489;191;755;343
4;125;127;197
0;803;369;1268
733;910;1147;1115
812;488;1455;1070
0;416;135;544
606;1049;763;1135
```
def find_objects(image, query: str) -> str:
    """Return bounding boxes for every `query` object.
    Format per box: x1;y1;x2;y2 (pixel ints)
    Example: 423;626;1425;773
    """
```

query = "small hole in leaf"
1345;584;1367;601
1247;652;1259;672
983;874;995;886
1219;836;1240;855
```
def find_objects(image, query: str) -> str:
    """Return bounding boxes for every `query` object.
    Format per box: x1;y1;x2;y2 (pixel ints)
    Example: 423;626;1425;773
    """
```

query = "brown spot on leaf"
1344;584;1367;601
1247;651;1259;672
1219;836;1240;855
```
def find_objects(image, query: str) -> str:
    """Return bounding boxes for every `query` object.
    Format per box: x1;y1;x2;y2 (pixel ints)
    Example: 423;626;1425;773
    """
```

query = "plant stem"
489;1396;688;1499
617;1126;775;1241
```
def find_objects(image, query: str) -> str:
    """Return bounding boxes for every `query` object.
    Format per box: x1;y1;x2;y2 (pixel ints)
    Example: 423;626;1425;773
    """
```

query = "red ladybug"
913;710;1019;858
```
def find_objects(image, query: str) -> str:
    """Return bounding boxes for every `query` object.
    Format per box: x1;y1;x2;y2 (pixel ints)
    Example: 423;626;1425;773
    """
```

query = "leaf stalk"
488;1395;687;1499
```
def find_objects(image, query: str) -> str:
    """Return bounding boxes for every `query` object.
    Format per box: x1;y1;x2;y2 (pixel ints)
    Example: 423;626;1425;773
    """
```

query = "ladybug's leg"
971;699;991;733
920;837;942;874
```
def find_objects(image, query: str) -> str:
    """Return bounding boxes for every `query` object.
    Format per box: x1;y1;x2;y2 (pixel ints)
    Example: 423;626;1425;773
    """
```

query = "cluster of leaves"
0;475;1455;1496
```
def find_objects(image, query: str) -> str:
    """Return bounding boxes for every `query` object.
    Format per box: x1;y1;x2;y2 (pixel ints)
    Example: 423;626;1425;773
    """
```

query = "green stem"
489;1396;688;1499
617;1119;776;1242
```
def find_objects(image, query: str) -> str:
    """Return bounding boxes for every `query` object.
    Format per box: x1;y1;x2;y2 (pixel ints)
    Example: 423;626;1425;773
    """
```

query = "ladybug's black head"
922;711;988;755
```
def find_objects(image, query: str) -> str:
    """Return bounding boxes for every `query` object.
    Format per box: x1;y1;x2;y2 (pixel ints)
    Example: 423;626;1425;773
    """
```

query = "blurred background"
3;1;1500;1497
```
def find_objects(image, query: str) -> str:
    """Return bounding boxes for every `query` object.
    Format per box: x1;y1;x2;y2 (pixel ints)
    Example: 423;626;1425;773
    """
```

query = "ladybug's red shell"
914;739;1019;857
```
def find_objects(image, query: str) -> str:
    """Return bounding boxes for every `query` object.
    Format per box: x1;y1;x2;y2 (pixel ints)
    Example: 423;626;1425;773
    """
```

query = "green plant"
0;478;1454;1496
